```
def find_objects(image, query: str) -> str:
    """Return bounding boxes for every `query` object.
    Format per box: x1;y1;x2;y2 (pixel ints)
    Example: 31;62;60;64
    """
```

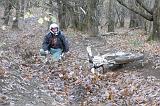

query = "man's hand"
44;50;49;55
65;51;70;55
60;52;69;60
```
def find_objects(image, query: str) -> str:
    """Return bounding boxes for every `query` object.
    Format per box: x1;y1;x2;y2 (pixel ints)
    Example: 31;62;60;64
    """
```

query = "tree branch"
116;0;153;21
136;0;153;15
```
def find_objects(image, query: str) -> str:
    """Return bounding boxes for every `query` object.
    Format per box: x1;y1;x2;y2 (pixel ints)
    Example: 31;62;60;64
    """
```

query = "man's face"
51;27;58;33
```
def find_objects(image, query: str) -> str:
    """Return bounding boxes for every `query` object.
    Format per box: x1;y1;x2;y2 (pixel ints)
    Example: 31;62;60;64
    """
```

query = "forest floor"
0;8;160;106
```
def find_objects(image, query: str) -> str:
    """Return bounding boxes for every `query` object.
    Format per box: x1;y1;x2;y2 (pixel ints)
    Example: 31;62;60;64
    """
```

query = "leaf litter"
0;24;160;106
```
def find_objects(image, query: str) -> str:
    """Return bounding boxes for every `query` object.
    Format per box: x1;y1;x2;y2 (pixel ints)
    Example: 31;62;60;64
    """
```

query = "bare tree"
116;0;160;41
128;0;146;28
12;0;20;29
56;0;67;30
55;0;99;36
129;0;140;28
108;0;115;32
3;0;12;25
69;2;79;30
152;0;160;41
20;0;25;17
85;0;99;36
115;3;125;27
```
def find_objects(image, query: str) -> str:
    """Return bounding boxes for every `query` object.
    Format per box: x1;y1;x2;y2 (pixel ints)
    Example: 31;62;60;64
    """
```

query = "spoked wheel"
114;53;144;64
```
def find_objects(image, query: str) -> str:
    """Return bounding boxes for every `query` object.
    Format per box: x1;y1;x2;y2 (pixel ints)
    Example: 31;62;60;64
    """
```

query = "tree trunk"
20;0;25;17
129;0;146;28
129;12;139;28
129;0;139;28
26;0;31;11
70;3;79;30
47;0;53;30
115;3;125;28
85;0;99;36
108;0;115;32
12;0;20;29
116;0;160;41
63;2;79;30
57;0;67;30
129;0;137;28
3;0;12;25
120;7;125;27
78;0;87;31
151;0;160;41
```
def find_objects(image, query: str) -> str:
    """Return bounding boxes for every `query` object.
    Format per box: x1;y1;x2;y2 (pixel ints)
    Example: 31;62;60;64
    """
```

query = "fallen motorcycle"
86;46;144;73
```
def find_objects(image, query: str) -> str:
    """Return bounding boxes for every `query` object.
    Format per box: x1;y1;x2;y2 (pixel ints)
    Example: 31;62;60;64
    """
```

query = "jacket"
42;31;69;52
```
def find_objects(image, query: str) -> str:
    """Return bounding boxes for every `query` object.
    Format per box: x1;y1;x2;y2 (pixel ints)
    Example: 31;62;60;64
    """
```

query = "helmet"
49;23;59;35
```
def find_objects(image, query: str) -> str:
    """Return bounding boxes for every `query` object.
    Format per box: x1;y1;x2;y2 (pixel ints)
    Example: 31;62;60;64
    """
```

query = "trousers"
40;48;62;61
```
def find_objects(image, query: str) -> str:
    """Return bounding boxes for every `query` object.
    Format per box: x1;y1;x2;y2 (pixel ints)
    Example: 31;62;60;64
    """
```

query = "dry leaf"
0;66;6;77
38;18;44;24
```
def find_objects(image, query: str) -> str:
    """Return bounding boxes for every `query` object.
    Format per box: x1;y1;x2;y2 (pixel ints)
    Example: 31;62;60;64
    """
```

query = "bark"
3;0;12;25
151;0;160;41
108;0;115;32
129;0;138;28
26;0;31;10
115;4;125;27
12;0;20;29
116;0;153;21
47;0;53;30
135;0;153;15
62;2;79;30
85;0;99;36
117;0;160;41
78;0;87;31
20;0;25;17
69;4;79;30
56;0;67;30
120;7;125;27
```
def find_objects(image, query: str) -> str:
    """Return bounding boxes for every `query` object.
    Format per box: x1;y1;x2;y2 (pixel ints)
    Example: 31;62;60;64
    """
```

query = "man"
40;23;69;61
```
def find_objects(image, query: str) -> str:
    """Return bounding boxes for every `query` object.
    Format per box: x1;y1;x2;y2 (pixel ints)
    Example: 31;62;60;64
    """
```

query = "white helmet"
49;23;59;35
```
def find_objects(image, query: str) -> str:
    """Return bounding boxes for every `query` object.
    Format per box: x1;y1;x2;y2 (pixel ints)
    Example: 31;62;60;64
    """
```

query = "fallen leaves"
0;21;160;106
0;66;6;78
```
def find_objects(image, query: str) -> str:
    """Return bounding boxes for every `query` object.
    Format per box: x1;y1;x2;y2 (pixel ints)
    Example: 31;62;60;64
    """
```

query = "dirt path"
0;16;160;105
69;32;160;79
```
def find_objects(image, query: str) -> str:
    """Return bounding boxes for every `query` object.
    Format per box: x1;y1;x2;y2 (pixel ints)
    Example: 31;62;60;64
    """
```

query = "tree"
129;0;140;28
20;0;25;17
128;0;146;28
108;0;115;32
12;0;20;29
115;3;125;27
68;2;79;30
116;0;160;41
56;0;99;36
56;0;67;30
85;0;99;36
152;0;160;41
3;0;12;25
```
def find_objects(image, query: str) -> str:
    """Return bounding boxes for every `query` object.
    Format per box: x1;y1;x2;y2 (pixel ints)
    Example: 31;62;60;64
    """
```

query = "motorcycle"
86;46;144;73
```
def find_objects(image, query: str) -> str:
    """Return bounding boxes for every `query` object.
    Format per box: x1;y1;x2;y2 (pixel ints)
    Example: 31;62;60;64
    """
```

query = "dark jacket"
42;31;69;52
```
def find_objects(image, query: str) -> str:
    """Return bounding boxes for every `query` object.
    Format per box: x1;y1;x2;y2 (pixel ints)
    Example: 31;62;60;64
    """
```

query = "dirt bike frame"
87;46;144;72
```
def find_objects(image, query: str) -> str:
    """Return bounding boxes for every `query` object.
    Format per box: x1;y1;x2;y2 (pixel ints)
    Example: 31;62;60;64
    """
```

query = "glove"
64;51;70;56
44;50;49;55
61;53;64;57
